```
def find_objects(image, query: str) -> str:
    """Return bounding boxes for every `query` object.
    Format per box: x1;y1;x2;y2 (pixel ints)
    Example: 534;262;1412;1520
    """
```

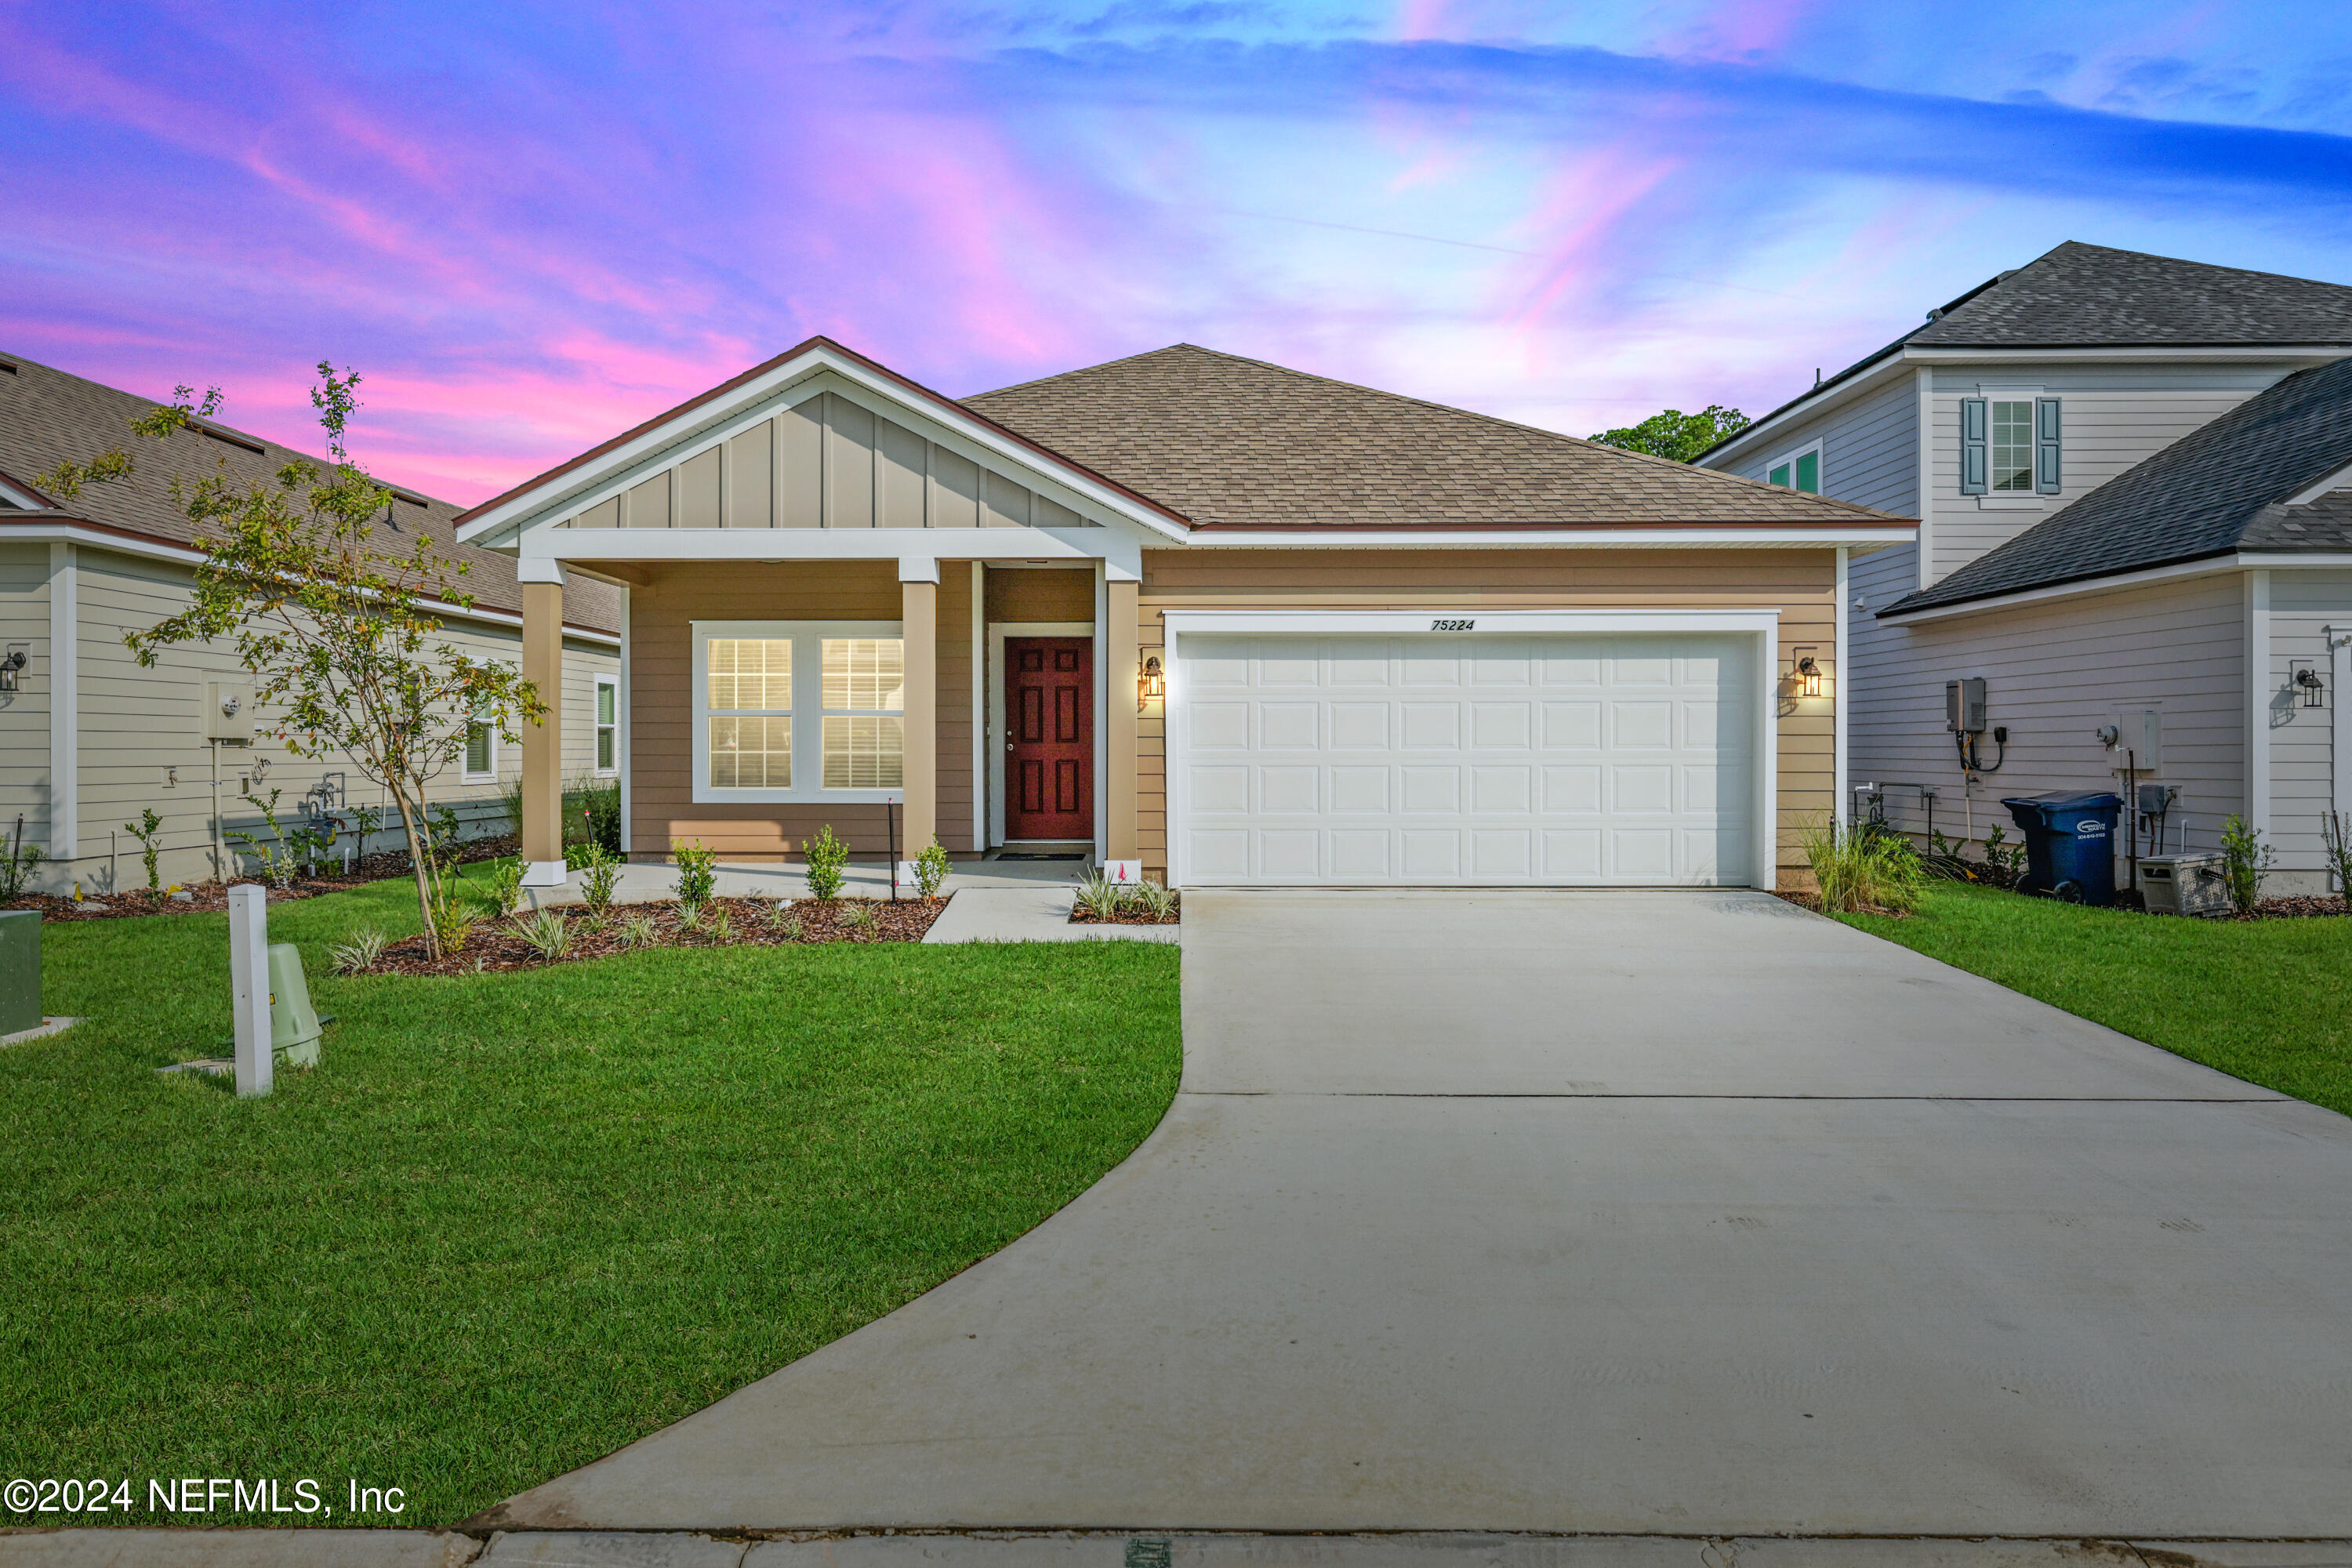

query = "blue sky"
4;0;2350;499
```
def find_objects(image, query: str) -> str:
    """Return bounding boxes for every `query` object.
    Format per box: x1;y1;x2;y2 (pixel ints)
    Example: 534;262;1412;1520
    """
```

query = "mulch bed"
1068;902;1181;926
6;836;528;921
364;895;947;977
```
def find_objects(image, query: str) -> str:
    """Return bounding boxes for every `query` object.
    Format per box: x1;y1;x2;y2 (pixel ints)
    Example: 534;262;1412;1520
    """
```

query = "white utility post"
229;884;271;1098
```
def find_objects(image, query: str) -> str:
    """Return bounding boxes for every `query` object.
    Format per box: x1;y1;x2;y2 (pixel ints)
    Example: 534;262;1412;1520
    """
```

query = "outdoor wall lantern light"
1796;655;1824;698
1138;655;1165;712
2294;662;2325;708
0;650;24;692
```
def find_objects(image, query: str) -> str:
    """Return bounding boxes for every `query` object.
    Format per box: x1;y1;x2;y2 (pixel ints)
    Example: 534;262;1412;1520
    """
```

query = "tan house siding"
984;567;1094;625
627;559;978;859
1134;548;1838;887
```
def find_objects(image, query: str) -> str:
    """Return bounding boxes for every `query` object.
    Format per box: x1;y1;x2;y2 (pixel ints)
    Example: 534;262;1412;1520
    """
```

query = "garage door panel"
1176;633;1753;887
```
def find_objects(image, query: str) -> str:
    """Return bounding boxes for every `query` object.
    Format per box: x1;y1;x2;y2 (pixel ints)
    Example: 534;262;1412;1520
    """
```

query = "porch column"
900;562;938;857
1106;576;1140;862
519;561;566;887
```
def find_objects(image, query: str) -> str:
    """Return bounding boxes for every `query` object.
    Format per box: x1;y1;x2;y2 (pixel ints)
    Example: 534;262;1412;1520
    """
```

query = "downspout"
2331;623;2351;833
1835;546;1849;826
2249;571;2272;836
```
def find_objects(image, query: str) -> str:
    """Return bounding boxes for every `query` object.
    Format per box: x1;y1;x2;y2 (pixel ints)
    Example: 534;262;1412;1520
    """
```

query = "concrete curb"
10;1532;2352;1568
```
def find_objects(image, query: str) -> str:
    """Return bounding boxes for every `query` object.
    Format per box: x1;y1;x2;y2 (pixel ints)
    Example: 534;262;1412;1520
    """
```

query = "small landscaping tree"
2218;813;2274;916
40;368;545;956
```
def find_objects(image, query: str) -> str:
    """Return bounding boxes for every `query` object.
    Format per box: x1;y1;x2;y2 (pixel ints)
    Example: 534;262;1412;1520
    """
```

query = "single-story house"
452;339;1913;891
0;351;623;895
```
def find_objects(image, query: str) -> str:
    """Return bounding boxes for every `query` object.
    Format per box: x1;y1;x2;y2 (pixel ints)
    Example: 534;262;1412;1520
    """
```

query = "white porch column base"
521;860;569;889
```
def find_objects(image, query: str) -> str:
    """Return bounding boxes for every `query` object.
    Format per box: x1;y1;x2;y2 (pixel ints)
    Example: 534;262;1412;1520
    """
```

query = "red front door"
1007;637;1092;840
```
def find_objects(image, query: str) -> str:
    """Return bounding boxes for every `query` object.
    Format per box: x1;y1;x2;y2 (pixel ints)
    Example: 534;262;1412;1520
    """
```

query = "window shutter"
2035;397;2062;494
1960;398;1987;495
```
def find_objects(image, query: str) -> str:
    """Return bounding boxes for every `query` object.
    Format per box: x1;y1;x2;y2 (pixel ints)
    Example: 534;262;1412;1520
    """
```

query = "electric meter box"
202;677;255;742
2141;853;2230;917
1946;677;1987;735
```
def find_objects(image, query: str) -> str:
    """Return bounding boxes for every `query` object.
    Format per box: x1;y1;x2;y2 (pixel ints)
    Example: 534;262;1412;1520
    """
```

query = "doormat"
994;852;1087;861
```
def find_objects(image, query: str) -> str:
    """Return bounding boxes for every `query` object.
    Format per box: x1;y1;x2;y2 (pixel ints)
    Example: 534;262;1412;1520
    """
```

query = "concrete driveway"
485;891;2352;1538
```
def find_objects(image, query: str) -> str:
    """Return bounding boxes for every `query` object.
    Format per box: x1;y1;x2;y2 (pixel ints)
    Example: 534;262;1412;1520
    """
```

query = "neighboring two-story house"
1699;242;2352;895
0;351;625;895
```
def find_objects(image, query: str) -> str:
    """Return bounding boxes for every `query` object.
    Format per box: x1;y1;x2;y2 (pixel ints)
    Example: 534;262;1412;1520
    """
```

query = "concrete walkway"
484;891;2352;1540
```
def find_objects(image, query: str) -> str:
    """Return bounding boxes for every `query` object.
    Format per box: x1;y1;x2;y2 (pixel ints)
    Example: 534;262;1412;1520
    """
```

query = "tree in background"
40;366;545;958
1588;405;1751;463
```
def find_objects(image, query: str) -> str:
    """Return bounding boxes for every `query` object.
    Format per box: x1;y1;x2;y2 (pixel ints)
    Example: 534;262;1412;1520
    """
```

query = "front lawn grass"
0;877;1181;1525
1838;882;2352;1116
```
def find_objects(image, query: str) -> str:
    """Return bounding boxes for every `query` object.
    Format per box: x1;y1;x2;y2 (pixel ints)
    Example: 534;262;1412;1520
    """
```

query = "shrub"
618;913;658;949
1131;879;1178;922
328;927;388;974
803;825;848;901
0;821;42;902
707;905;735;944
571;773;624;857
123;808;165;899
476;859;524;920
515;907;572;960
578;844;621;913
1799;815;1927;914
676;900;706;934
914;838;952;898
672;839;717;906
1073;866;1129;920
2325;811;2352;902
2219;813;2274;915
427;883;477;956
839;902;876;935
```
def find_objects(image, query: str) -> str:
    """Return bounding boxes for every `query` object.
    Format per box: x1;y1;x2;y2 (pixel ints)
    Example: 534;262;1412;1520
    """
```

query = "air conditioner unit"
2140;852;2229;917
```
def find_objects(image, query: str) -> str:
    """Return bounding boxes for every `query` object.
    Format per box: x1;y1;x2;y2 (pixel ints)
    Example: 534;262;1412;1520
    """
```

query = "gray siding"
0;543;53;844
562;387;1100;532
44;546;620;896
1715;373;1919;516
2268;569;2352;887
1921;362;2294;586
1849;562;2249;863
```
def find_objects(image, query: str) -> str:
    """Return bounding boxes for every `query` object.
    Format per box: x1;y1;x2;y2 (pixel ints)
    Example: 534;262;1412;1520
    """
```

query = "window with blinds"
822;637;904;789
706;637;792;789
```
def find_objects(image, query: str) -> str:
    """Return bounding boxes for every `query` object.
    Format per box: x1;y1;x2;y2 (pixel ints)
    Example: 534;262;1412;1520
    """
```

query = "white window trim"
1764;440;1824;494
593;673;621;779
1158;608;1781;892
462;710;499;784
691;619;906;804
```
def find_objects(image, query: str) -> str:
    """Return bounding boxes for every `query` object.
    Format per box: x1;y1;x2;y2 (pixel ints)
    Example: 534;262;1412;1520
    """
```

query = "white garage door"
1174;633;1756;887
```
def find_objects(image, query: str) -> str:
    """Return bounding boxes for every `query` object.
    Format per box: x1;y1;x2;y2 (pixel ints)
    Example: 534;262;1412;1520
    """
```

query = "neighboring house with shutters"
0;351;622;895
1698;242;2352;894
453;339;1913;893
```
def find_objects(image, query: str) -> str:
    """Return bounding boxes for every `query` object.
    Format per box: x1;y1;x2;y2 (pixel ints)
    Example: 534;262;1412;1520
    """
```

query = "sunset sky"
6;2;2351;503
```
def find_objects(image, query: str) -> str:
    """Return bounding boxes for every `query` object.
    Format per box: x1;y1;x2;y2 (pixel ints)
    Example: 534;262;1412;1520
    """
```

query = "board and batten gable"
557;387;1104;534
1131;548;1839;884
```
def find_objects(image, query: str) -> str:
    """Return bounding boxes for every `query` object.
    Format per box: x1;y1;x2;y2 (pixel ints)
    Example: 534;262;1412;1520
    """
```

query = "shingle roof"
1882;354;2352;617
1709;243;2352;465
964;344;1906;528
0;351;619;634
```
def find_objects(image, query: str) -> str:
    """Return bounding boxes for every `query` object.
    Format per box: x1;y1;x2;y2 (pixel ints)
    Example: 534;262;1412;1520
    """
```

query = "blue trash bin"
2000;791;2123;905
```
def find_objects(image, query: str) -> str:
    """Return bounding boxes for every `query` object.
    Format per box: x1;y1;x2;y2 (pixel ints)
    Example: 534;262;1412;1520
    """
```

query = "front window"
706;637;793;789
463;713;495;779
821;637;904;789
1991;400;2034;492
692;621;905;801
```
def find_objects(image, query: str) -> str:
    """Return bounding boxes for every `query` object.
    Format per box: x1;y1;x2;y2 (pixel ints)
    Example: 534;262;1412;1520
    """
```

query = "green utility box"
267;942;322;1068
0;909;38;1036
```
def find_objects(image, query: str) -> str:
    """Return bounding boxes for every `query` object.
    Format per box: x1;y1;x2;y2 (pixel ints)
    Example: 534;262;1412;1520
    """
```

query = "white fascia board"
1875;551;2352;625
1160;607;1782;636
528;524;1140;579
1699;355;1914;466
1180;528;1913;549
0;521;618;645
459;347;1189;548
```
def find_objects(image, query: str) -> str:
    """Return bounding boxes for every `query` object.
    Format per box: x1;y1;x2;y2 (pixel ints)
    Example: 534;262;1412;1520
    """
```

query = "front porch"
513;555;1149;890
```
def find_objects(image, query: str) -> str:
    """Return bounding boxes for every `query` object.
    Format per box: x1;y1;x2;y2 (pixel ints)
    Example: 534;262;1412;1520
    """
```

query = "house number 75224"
1430;618;1475;631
